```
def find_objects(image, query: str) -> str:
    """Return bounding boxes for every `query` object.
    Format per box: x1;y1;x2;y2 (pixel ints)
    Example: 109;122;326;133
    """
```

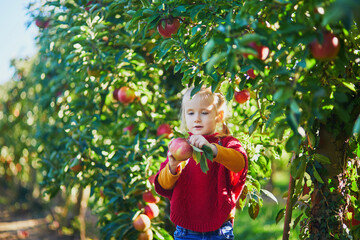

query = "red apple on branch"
169;138;193;161
234;90;251;104
157;18;180;38
123;125;134;134
133;214;151;231
156;124;172;138
247;69;257;79
144;203;159;219
117;86;136;104
35;18;50;29
70;158;83;172
309;32;340;60
138;228;153;240
243;42;269;61
113;88;119;101
348;206;360;227
142;191;160;203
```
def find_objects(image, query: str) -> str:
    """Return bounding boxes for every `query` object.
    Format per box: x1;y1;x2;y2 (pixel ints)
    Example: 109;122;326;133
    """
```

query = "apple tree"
3;0;360;239
112;0;360;239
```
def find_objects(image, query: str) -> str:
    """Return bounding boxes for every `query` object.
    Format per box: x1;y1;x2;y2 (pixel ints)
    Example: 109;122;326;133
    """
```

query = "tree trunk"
310;126;349;239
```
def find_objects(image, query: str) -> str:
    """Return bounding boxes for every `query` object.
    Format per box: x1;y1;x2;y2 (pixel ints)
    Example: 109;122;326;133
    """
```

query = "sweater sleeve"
213;143;245;173
154;156;187;199
157;162;182;190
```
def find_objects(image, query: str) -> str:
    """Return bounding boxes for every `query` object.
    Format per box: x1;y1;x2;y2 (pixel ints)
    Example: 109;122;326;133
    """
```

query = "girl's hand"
188;135;218;157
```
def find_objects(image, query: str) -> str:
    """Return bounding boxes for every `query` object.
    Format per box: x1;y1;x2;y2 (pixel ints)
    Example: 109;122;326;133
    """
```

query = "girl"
154;87;248;240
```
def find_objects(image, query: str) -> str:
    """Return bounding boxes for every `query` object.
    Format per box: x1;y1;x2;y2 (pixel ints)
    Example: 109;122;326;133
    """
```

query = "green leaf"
293;213;304;229
248;199;260;220
206;52;227;73
225;86;234;102
353;115;360;135
261;189;278;204
192;150;201;164
139;0;151;8
174;62;183;73
313;153;331;165
290;156;307;179
312;166;324;184
202;145;213;162
275;208;285;224
200;155;209;173
190;5;206;21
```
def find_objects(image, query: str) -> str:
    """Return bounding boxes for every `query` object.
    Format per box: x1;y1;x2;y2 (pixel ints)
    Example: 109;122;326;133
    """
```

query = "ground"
0;205;74;240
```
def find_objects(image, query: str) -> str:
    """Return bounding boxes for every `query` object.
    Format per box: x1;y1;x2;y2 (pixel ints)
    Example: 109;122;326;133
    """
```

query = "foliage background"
0;0;359;239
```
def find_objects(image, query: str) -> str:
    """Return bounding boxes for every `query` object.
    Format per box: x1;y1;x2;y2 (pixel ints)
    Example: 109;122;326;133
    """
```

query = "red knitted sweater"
154;133;248;232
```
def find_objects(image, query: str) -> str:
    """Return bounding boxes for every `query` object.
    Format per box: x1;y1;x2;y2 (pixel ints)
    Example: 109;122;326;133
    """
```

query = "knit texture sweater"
154;133;248;232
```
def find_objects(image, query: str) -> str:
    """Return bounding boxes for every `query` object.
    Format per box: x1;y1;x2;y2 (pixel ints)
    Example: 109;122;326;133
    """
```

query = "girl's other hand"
168;151;184;175
188;135;210;149
188;135;218;157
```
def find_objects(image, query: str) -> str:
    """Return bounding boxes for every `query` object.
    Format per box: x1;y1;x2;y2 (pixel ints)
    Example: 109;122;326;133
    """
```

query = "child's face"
183;94;220;135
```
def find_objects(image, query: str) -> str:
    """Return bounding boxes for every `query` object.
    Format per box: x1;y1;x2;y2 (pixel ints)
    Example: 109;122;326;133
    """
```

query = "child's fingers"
189;135;207;148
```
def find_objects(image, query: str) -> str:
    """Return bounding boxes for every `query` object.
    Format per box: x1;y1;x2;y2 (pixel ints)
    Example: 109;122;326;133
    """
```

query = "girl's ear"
217;110;224;122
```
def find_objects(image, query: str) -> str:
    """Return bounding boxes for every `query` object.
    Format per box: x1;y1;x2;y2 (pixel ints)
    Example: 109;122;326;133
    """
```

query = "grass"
234;203;301;240
233;170;302;240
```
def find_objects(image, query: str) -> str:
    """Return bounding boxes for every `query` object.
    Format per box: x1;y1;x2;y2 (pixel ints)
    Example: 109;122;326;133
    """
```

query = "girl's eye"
202;112;209;115
187;112;194;115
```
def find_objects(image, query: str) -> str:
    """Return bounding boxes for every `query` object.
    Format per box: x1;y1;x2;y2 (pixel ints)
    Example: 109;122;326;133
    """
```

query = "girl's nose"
194;114;201;122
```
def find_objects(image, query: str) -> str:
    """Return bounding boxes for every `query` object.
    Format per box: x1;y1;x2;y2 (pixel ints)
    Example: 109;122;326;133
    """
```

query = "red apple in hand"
169;138;193;161
157;18;180;38
234;90;251;104
309;32;340;60
243;42;269;61
117;86;136;104
156;124;172;138
144;203;159;219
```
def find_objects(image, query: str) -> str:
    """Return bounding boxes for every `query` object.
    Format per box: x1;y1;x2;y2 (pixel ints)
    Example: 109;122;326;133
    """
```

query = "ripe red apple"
243;42;269;61
70;158;83;172
144;203;159;219
142;191;160;203
117;86;136;104
113;88;119;101
309;32;340;60
234;90;251;104
123;125;134;134
157;18;180;38
148;175;156;185
85;1;100;11
348;206;360;227
156;124;172;138
35;18;50;28
138;228;153;240
302;184;310;196
247;69;257;79
169;138;193;161
100;190;105;198
133;214;151;231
